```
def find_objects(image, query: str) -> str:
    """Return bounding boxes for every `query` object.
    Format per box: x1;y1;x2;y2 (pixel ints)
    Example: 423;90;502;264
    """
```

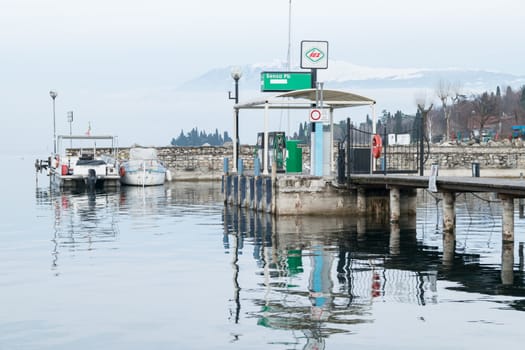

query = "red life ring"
372;134;382;159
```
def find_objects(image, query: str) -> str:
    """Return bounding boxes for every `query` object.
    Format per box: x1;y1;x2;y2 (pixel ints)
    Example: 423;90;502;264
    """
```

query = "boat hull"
120;160;167;186
50;168;121;190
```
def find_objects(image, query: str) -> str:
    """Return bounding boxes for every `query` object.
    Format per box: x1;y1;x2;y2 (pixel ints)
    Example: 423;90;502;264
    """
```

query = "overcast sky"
2;0;524;155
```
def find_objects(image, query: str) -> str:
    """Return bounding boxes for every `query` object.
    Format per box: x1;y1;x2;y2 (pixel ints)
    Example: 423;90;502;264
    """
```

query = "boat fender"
372;134;382;159
119;166;126;177
166;169;172;182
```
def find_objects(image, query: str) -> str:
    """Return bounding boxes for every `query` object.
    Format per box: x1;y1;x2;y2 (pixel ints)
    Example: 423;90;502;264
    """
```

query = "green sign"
260;71;312;92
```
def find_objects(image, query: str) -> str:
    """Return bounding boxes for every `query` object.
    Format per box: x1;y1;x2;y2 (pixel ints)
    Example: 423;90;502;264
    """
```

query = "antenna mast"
286;0;292;70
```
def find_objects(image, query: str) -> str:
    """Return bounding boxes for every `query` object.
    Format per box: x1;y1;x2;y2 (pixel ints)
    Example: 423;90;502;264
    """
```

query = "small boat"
48;135;121;190
119;147;170;186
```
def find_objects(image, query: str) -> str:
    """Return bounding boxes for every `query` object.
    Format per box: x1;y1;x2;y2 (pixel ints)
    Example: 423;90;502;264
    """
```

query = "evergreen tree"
521;86;525;110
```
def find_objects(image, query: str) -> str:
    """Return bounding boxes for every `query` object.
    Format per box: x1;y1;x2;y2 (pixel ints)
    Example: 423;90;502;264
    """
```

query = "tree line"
171;84;525;147
171;128;232;146
420;83;525;142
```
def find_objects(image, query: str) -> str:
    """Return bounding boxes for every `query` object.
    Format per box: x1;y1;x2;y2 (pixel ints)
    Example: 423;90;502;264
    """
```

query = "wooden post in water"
442;192;456;264
500;194;515;284
500;195;515;243
390;187;400;223
357;188;366;215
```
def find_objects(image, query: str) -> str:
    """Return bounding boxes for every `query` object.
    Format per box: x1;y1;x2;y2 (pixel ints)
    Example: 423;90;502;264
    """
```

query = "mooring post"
500;194;515;284
442;191;456;264
390;186;400;223
500;194;515;243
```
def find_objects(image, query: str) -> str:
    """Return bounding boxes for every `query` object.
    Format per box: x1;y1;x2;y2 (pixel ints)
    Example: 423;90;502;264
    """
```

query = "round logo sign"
310;109;322;122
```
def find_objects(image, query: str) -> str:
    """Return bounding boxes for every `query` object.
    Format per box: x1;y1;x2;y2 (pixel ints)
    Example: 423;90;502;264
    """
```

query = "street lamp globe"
230;66;242;81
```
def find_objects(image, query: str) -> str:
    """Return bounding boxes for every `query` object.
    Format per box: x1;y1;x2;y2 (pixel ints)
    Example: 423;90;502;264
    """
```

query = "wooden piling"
357;188;366;215
390;187;400;223
442;192;456;264
500;195;514;243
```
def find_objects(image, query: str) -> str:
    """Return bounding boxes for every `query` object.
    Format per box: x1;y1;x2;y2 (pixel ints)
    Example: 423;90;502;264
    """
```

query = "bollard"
471;162;480;177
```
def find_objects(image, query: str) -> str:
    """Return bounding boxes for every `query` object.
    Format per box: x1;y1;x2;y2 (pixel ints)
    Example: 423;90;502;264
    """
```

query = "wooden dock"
349;174;525;197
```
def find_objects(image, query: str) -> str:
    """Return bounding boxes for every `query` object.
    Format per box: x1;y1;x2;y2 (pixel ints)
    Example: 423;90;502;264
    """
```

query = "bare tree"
436;80;452;141
416;91;434;142
472;92;498;132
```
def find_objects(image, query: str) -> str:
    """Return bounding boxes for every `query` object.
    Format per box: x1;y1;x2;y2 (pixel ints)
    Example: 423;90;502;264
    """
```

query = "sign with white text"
260;71;312;92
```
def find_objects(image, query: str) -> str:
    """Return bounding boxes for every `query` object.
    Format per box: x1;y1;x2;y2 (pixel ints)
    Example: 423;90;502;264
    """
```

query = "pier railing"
339;117;426;183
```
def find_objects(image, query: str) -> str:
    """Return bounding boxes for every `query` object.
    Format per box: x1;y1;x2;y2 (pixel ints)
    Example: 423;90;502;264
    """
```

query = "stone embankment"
428;138;525;177
113;139;525;180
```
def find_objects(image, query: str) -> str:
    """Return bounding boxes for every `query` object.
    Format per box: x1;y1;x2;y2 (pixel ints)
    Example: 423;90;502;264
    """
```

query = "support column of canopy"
232;108;238;173
263;102;269;176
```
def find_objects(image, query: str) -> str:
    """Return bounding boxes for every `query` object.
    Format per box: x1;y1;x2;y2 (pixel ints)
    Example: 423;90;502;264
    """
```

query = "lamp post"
67;111;74;151
49;90;58;154
228;66;242;172
67;111;73;135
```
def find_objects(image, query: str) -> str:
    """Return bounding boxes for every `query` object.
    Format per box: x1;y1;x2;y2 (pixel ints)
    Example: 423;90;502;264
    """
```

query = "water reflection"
223;199;525;345
223;208;429;345
36;187;120;272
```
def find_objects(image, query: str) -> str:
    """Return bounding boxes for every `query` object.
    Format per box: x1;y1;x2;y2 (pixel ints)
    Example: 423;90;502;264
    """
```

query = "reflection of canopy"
234;88;375;110
231;88;377;175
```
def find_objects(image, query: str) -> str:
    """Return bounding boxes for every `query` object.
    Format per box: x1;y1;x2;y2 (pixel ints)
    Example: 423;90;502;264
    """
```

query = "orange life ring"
119;166;126;177
372;134;382;159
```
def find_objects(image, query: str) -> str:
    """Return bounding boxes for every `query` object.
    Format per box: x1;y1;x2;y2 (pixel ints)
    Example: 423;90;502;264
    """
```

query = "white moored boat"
119;147;170;186
48;135;120;190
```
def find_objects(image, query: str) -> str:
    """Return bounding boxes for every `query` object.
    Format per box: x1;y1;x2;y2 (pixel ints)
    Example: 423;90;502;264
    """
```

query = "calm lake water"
2;155;525;349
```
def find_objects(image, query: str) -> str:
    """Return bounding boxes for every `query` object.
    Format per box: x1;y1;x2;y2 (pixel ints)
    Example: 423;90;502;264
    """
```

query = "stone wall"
427;144;525;169
109;142;525;180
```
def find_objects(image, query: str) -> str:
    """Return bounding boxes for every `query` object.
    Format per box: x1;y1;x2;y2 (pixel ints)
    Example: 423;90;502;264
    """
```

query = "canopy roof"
235;88;376;110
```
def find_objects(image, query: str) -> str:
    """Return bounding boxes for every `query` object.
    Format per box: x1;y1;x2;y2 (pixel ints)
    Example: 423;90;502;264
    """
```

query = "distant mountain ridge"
179;59;525;94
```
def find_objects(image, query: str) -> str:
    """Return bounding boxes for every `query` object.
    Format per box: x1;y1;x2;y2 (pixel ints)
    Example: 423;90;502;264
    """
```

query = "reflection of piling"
501;241;514;285
389;223;400;255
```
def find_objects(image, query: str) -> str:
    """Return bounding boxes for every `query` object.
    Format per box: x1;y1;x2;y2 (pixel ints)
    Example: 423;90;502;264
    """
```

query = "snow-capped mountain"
178;59;525;94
